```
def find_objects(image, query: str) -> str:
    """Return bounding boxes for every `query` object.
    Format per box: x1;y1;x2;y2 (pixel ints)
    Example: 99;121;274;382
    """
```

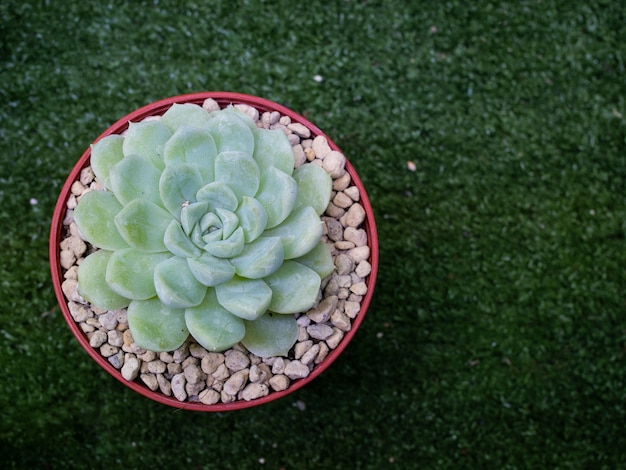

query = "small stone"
225;349;250;372
122;329;134;348
223;369;249;395
89;330;107;348
334;254;355;276
322;151;346;178
287;133;300;146
284;360;310;380
199;389;220;405
331;309;352;331
108;350;125;369
249;363;271;383
348;245;370;264
335;241;355;250
157;373;172;396
287;122;311;138
344;227;367;247
343;186;360;201
100;344;118;358
201;352;225;375
344;301;361;319
71;180;85;196
340;203;366;228
171;373;187;401
296;315;311;327
279;115;291;126
60;235;87;258
185;380;206;398
159;351;174;363
333;173;352;191
173;342;189;363
63;281;84;304
304;147;316;161
212;363;230;381
189;343;209;359
242;383;269;401
269;111;281;125
307;295;338;323
355;260;372;277
98;311;118;330
140;373;159;391
307;323;334;340
324;278;340;296
325;202;345;219
294;340;313;360
333;192;353;209
167;362;182;375
63;265;78;280
121;357;140;381
315;342;330;364
147;360;167;374
350;282;368;296
59;250;76;270
107;330;124;347
138;350;157;362
298;326;309;342
325;217;343;242
184;364;208;384
220;390;236;404
269;374;290;392
202;98;220;112
260;112;272;128
181;356;198;369
325;328;345;349
292;144;306;168
312;135;332;159
271;357;286;375
300;344;320;366
80;166;95;186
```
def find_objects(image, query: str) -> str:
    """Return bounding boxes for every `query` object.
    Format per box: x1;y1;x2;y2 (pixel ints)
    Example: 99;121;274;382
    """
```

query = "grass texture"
1;0;625;468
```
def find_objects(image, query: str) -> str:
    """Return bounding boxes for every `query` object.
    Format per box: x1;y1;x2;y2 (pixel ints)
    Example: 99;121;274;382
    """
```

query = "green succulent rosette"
73;103;334;357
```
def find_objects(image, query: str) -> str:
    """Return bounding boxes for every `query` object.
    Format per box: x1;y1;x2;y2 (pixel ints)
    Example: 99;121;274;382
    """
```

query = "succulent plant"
73;103;334;357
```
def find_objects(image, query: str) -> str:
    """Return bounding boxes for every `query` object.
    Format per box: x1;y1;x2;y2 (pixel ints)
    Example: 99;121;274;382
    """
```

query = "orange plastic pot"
49;92;378;411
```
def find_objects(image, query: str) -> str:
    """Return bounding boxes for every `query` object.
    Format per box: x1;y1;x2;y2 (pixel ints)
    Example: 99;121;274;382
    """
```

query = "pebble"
121;357;140;381
284;360;310;380
307;324;334;341
59;103;374;407
242;383;269;401
171;373;187;401
269;374;290;392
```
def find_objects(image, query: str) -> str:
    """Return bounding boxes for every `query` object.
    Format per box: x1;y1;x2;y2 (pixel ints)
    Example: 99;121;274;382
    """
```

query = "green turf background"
1;0;625;468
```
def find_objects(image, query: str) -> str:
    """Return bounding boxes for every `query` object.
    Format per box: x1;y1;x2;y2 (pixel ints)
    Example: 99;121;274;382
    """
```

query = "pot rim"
49;91;378;411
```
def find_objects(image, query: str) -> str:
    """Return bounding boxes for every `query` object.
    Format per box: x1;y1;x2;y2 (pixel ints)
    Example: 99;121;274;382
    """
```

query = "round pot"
49;92;378;411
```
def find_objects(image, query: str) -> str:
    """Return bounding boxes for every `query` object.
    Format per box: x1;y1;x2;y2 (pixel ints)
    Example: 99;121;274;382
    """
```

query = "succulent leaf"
253;128;295;175
263;206;323;259
127;298;189;352
236;196;268;243
214;151;260;202
153;256;206;308
203;226;245;258
207;112;255;154
114;199;172;253
242;313;299;358
195;181;239;212
122;121;172;170
159;163;204;218
230;236;284;279
187;252;236;286
163;125;217;182
77;250;130;310
292;163;333;215
265;261;321;314
215;277;272;320
163;219;202;258
73;191;129;251
108;154;162;207
105;248;171;300
90;134;124;186
292;240;335;279
255;166;298;228
159;103;214;131
185;289;245;352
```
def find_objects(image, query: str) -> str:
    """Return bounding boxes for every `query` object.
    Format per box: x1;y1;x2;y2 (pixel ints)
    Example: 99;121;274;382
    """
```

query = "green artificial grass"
1;0;626;467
